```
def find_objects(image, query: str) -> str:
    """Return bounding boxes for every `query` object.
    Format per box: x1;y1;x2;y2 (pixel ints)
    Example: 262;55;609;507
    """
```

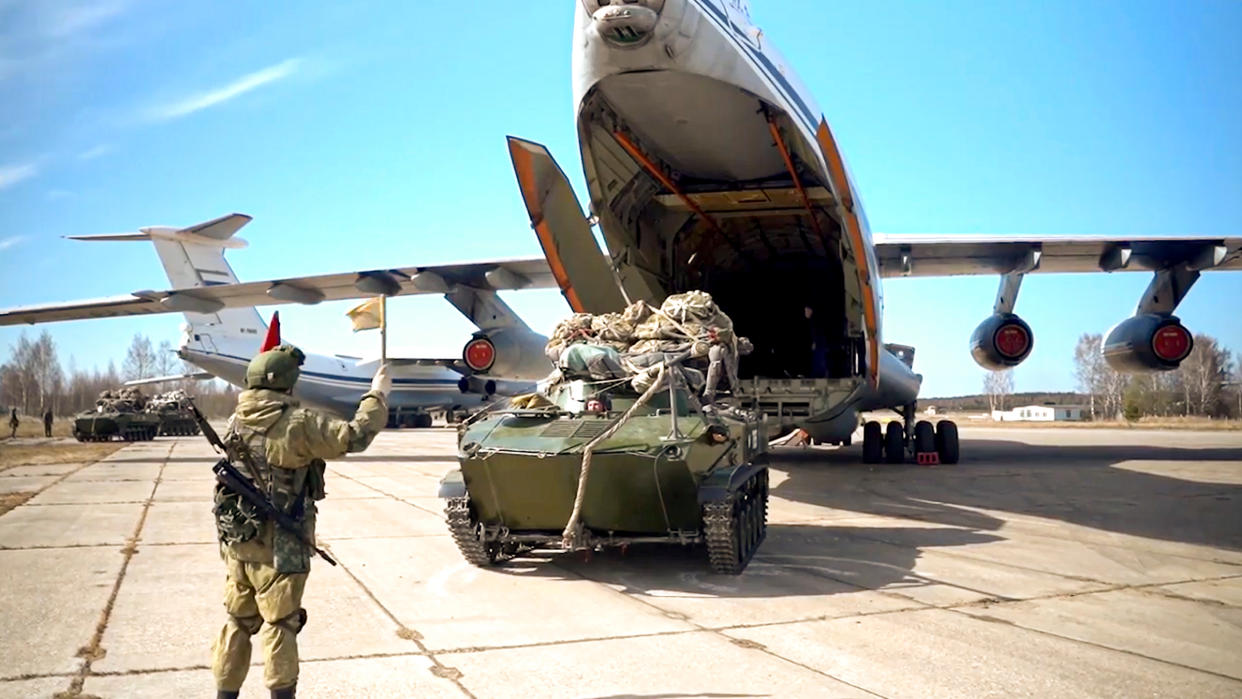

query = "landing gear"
913;420;936;454
935;420;960;464
862;421;883;464
860;404;960;465
884;421;904;463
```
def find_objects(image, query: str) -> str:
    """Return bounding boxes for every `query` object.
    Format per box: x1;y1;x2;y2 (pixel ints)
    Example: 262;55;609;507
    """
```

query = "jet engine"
1101;314;1193;372
969;313;1034;370
460;328;549;379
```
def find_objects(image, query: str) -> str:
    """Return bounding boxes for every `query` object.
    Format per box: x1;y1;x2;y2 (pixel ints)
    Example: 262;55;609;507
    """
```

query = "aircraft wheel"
884;421;905;464
861;421;883;464
415;413;433;429
935;420;960;464
914;420;936;454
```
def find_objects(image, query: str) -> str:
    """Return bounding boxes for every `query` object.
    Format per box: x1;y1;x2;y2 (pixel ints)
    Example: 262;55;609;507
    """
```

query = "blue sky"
1;0;1240;397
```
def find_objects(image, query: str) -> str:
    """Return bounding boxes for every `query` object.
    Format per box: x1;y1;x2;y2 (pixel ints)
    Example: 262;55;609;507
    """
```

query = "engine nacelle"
1102;314;1193;372
969;313;1034;370
460;328;549;379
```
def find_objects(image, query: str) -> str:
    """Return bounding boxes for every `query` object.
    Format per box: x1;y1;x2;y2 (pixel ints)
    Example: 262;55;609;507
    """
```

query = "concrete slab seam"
944;601;1242;683
541;558;890;698
0;459;96;518
327;468;444;519
324;536;477;697
54;442;172;698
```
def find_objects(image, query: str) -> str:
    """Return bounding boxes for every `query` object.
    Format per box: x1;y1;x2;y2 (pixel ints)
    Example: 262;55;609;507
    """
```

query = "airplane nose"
585;0;663;46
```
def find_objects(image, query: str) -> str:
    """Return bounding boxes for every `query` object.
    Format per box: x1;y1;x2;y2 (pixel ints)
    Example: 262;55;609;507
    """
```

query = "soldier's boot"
270;684;296;699
216;692;240;699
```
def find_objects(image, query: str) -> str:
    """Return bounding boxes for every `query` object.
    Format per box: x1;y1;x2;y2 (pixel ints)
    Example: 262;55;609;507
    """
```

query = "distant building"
992;404;1084;422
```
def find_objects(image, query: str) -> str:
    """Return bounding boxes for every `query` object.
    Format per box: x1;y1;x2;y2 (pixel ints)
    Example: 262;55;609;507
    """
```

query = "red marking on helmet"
1152;324;1191;362
464;338;496;372
995;324;1029;358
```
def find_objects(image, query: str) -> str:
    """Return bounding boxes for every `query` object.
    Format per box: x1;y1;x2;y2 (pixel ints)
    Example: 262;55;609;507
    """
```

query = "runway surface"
1;426;1240;698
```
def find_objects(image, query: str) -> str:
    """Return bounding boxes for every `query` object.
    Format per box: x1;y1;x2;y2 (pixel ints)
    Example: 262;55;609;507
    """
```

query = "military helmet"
245;344;307;391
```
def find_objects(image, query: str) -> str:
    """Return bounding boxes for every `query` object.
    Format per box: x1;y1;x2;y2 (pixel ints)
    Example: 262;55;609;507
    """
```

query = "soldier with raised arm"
211;344;390;699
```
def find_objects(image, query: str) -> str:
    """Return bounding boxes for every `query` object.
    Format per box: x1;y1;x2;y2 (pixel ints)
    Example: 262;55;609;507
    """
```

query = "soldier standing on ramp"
211;344;390;699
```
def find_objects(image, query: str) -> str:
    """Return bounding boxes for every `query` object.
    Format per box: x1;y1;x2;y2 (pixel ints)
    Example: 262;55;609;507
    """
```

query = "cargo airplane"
2;0;1239;460
4;214;551;427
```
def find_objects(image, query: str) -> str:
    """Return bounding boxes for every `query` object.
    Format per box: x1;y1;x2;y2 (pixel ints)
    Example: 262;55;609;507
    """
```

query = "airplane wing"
872;234;1242;278
123;371;216;387
0;257;556;326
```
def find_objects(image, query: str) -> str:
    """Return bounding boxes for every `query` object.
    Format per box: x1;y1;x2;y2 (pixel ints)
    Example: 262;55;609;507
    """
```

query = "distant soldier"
211;344;390;699
42;409;53;438
7;408;17;439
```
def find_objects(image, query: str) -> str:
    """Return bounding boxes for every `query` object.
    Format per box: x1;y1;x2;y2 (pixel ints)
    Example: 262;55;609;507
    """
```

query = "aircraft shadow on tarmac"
770;439;1242;552
490;437;1240;596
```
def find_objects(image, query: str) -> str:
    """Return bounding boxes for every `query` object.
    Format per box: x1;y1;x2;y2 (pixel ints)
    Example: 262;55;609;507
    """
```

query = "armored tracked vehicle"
147;391;202;436
439;292;771;574
73;388;161;442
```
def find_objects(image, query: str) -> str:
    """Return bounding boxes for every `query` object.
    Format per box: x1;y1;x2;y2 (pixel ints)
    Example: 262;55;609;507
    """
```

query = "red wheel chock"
916;452;940;466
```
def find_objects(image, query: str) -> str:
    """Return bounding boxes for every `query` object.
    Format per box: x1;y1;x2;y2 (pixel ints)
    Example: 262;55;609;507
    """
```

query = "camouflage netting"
96;387;148;413
147;390;188;412
542;291;753;401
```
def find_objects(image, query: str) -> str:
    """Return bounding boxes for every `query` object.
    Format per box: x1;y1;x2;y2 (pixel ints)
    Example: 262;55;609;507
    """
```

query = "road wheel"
884;421;905;464
862;421;883;463
914;420;935;454
935;420;960;464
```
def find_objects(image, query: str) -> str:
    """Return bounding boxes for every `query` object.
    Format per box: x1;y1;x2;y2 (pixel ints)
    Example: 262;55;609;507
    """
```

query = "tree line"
979;332;1240;420
1;330;239;418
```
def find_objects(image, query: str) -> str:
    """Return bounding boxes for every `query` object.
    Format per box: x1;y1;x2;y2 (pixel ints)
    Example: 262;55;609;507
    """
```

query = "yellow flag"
347;297;383;332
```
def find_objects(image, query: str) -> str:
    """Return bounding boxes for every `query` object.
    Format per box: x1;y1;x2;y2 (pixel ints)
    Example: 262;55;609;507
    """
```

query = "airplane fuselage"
570;0;921;441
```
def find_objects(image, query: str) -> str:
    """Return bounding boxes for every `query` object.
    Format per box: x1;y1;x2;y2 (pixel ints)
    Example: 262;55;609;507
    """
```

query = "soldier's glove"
371;362;392;397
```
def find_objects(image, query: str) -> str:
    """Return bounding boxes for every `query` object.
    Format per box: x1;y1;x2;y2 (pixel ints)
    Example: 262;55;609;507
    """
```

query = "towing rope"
561;364;667;550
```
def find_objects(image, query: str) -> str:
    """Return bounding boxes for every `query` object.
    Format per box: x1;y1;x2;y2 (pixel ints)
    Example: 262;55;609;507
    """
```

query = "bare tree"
983;369;1014;415
154;339;180;377
122;334;156;381
1179;335;1230;416
1073;333;1104;419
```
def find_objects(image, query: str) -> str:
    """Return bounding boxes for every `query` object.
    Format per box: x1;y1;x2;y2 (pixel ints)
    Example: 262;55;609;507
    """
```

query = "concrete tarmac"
1;427;1240;698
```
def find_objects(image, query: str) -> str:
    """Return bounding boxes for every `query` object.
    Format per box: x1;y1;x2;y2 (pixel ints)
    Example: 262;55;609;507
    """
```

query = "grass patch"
0;443;125;469
0;490;36;516
3;417;75;440
956;416;1242;430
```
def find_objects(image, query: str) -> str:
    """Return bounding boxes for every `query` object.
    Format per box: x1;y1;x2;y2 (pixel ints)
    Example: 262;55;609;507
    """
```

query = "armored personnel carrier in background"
440;292;770;574
147;391;202;436
73;387;161;442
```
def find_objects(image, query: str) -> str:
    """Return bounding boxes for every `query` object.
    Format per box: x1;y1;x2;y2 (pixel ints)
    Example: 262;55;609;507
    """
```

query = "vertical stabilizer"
67;213;267;355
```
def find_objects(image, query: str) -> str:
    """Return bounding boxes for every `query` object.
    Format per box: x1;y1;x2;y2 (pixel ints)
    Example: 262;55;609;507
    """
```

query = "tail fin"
67;213;267;354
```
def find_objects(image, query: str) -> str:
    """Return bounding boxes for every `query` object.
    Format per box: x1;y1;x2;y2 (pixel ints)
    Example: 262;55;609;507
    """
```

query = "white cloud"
0;235;28;252
147;58;302;122
0;162;39;189
78;144;113;160
49;1;129;39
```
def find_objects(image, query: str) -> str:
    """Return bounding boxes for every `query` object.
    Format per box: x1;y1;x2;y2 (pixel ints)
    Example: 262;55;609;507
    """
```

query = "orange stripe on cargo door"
508;140;586;313
815;118;879;388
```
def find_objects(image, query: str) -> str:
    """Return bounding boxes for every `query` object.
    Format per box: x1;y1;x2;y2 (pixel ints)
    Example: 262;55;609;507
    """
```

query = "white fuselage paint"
571;0;921;439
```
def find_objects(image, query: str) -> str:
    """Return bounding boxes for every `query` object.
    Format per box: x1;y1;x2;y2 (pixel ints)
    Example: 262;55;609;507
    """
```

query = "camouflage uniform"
211;345;387;698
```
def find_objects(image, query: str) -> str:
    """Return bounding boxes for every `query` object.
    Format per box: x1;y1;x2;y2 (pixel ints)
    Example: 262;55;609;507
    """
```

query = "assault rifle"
183;395;337;566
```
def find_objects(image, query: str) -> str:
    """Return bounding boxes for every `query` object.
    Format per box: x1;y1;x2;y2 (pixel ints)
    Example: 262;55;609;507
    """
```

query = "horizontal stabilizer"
65;213;252;250
184;213;252;240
